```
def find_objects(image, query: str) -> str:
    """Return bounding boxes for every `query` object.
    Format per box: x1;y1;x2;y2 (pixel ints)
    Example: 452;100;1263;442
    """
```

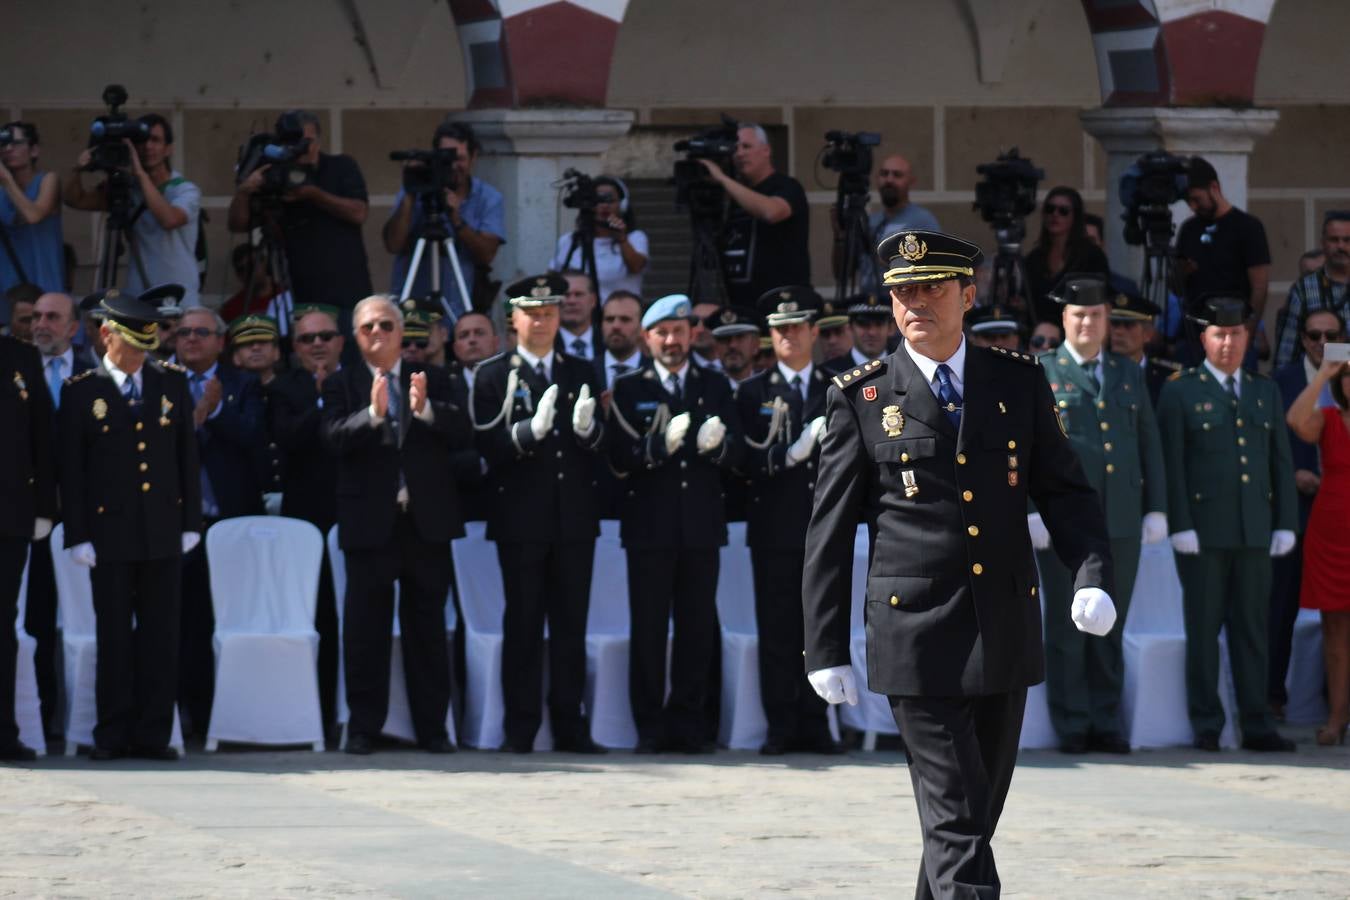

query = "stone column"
1079;106;1278;280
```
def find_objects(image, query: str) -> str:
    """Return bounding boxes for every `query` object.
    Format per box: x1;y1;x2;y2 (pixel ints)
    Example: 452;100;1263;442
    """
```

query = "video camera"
0;125;21;147
556;168;598;211
390;146;459;197
85;85;150;173
673;115;740;216
973;148;1043;247
1119;151;1189;250
822;129;880;187
235;111;314;196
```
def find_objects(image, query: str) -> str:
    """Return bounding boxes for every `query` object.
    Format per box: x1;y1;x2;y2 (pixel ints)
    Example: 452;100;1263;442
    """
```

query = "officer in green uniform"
1032;275;1168;753
1156;298;1298;752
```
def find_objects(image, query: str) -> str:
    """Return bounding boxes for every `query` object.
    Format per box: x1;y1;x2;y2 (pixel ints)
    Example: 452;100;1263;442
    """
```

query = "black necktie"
1082;358;1100;394
667;372;682;401
1225;375;1238;399
535;360;547;382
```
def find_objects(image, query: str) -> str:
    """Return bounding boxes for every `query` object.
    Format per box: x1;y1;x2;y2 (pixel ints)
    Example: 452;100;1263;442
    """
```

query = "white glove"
571;383;596;438
1027;513;1051;550
786;416;826;466
1170;529;1200;555
1071;587;1117;636
807;665;859;706
181;532;201;554
665;412;692;455
32;518;53;541
1141;512;1168;545
1270;529;1296;558
696;415;726;453
71;542;97;568
529;383;559;441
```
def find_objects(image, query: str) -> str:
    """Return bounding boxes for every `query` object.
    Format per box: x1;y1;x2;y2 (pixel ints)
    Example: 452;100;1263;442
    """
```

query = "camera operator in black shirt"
227;111;372;327
698;124;809;305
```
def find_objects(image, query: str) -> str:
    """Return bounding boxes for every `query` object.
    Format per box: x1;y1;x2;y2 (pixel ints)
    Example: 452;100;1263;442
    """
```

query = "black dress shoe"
344;733;375;755
1088;732;1131;754
1193;732;1221;752
499;738;534;754
89;746;123;761
419;737;457;754
130;746;180;761
759;737;788;756
554;735;608;755
0;742;37;762
796;734;846;755
634;736;665;754
1059;734;1090;754
1241;732;1296;752
680;739;717;755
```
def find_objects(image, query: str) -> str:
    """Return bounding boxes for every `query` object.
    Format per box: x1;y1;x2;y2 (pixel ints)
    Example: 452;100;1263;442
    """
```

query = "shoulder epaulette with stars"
1152;358;1183;372
831;358;885;391
159;359;187;373
985;345;1038;366
64;369;95;385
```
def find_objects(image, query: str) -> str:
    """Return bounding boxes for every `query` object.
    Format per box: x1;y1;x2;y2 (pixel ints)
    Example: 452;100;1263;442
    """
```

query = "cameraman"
549;175;648;301
63;114;201;306
832;153;939;299
698;124;809;305
383;121;504;319
228;111;371;323
0;122;64;295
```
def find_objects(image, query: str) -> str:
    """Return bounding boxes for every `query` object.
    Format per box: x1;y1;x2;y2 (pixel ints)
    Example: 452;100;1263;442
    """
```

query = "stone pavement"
3;728;1349;898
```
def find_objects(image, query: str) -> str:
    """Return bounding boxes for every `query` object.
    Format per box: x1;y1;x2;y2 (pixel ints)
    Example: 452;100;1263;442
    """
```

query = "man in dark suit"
735;285;841;755
172;305;266;738
0;330;57;761
803;231;1115;898
61;290;203;760
321;294;473;755
1267;307;1342;717
608;294;742;752
471;274;607;754
268;303;344;738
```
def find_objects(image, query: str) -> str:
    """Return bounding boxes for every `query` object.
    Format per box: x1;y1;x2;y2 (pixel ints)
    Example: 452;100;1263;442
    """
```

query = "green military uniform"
1038;345;1166;737
1156;351;1297;742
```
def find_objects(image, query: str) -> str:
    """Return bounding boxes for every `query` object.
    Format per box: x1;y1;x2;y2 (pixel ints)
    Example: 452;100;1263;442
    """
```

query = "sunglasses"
174;326;217;339
1305;329;1343;342
402;339;429;350
358;319;397;335
1029;335;1061;350
296;330;339;344
1043;204;1073;217
595;193;619;203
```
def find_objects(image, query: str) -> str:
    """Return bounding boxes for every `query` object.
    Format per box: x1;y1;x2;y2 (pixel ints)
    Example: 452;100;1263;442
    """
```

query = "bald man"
834;153;941;300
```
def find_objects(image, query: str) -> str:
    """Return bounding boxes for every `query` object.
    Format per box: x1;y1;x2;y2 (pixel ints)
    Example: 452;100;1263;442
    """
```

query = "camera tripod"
833;182;873;302
239;199;296;339
683;182;729;306
984;221;1035;334
399;203;472;322
93;171;150;292
557;202;603;328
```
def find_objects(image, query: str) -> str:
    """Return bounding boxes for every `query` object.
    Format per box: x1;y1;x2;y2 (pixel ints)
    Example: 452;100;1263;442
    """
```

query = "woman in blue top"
0;121;64;295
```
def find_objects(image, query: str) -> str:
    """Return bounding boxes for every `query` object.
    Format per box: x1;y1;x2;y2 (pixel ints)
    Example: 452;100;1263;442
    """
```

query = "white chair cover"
586;520;637;748
715;522;765;749
49;524;184;755
13;546;44;755
1285;607;1327;725
205;517;324;750
838;525;899;744
1019;561;1058;750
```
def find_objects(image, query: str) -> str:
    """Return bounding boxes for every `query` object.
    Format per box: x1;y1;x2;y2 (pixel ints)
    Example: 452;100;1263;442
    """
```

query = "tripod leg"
401;238;427;301
441;238;471;322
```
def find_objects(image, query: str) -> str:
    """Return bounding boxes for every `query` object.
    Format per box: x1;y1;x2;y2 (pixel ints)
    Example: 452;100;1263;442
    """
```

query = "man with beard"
1273;211;1350;367
597;290;644;391
690;300;722;370
833;154;940;302
709;306;761;389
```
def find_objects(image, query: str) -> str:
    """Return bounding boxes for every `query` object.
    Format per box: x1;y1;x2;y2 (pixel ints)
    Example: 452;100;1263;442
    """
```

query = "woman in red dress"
1288;357;1350;745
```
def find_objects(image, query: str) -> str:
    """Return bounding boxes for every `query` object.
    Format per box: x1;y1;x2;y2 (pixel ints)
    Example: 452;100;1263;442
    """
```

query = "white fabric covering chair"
1285;607;1327;725
715;522;765;750
49;524;184;756
1018;577;1058;750
12;547;44;755
451;522;551;750
205;517;324;750
838;526;900;749
585;520;638;748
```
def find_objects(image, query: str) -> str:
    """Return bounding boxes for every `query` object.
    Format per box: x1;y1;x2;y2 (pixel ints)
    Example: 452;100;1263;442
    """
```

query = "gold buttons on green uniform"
1238;437;1247;446
968;525;980;537
956;453;967;465
1106;464;1115;474
1100;422;1110;431
889;595;899;607
962;490;974;502
1240;455;1248;465
1242;473;1250;483
1103;442;1113;452
1236;418;1243;427
972;563;984;575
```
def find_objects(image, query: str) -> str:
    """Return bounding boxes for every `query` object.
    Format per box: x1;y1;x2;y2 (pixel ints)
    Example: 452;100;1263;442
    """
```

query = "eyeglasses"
358;319;397;335
402;339;429;350
595;193;619;203
295;330;339;344
1043;204;1073;217
1029;335;1061;350
174;326;217;339
1305;329;1343;342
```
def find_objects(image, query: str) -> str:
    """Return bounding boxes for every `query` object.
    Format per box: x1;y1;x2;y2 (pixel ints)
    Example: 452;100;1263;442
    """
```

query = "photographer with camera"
228;110;371;324
64;113;201;306
0;122;63;296
549;175;647;301
698;124;809;305
384;121;504;320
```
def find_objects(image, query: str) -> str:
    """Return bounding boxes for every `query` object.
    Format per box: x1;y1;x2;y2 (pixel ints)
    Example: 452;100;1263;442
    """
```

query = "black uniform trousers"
23;535;62;738
315;546;339;734
0;537;29;748
496;539;595;746
891;689;1027;900
626;547;720;747
1267;533;1303;707
91;558;182;752
750;547;829;743
343;512;453;744
178;519;217;737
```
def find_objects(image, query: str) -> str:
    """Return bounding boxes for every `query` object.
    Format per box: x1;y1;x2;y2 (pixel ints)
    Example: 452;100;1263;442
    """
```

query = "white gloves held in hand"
1027;513;1051;551
71;542;97;568
1141;512;1169;545
572;384;596;438
665;412;691;455
1071;587;1117;637
807;665;858;706
1270;529;1296;557
33;518;53;541
1170;529;1200;555
786;416;826;466
529;384;559;441
181;532;201;555
696;415;726;453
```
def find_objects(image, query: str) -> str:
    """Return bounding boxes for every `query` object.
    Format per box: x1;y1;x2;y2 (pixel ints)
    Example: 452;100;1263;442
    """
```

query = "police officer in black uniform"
61;290;203;761
735;285;841;755
802;231;1116;898
0;330;56;761
471;274;607;754
608;294;743;752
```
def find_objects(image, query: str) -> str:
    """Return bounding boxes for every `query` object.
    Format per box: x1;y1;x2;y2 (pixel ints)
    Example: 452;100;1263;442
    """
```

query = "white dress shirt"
102;354;143;396
776;360;814;401
561;326;595;361
653;358;689;397
903;337;967;399
1202;358;1242;399
516;345;555;382
603;349;642;389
